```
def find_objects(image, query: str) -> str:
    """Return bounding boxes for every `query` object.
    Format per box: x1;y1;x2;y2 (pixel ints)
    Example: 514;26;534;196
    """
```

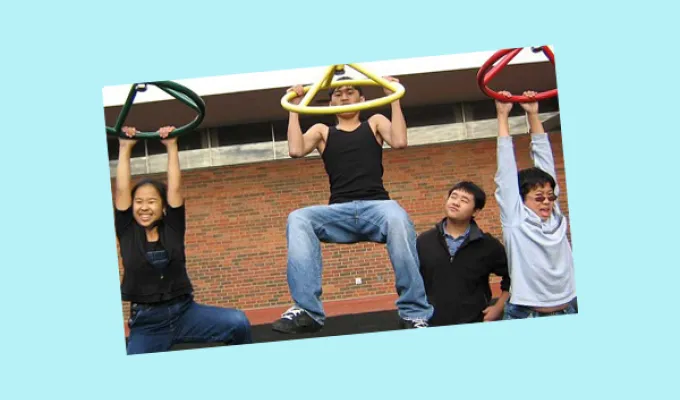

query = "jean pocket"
564;303;577;315
128;304;147;328
503;302;530;320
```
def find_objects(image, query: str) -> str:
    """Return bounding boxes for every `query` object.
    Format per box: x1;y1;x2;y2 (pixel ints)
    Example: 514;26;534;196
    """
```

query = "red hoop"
476;46;557;103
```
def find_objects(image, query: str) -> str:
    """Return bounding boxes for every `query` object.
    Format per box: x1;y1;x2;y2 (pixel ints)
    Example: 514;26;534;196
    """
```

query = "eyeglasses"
533;194;557;203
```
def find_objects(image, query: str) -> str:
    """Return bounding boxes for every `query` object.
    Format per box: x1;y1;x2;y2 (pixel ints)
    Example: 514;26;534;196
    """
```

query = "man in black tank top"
272;76;434;334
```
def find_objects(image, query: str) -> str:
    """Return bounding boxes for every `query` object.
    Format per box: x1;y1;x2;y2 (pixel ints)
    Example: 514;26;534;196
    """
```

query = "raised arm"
373;76;407;149
115;127;139;211
158;126;183;207
286;85;325;158
493;91;523;226
520;91;560;197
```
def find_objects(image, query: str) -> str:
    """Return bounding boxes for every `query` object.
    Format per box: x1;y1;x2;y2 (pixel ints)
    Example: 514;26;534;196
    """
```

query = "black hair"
328;76;364;98
517;167;556;201
448;181;487;211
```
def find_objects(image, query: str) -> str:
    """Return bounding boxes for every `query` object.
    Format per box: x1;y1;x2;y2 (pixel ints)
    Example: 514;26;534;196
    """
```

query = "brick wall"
112;132;569;322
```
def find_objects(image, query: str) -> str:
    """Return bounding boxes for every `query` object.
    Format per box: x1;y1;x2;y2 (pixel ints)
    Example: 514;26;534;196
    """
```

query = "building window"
464;99;525;121
402;103;461;127
146;129;207;155
539;95;560;113
272;115;332;142
269;102;461;141
106;137;145;161
464;96;560;122
213;122;273;147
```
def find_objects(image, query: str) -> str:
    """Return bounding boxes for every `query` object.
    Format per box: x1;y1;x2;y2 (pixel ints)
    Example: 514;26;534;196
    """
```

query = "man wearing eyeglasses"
493;90;577;319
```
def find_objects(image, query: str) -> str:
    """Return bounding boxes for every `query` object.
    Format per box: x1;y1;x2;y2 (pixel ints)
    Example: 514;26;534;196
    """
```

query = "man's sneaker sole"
399;318;429;329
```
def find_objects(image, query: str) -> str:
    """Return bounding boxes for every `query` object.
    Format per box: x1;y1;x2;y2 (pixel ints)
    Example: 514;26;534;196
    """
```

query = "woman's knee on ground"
216;309;252;344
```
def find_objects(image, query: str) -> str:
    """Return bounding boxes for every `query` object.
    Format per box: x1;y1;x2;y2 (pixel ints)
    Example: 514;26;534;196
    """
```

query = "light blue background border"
1;0;677;399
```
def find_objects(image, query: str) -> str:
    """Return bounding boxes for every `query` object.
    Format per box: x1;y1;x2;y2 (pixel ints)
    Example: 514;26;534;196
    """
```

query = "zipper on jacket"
439;223;477;265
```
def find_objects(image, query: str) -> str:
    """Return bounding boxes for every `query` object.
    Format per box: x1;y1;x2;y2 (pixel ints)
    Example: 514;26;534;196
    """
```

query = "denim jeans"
503;297;578;320
286;199;434;325
126;294;253;355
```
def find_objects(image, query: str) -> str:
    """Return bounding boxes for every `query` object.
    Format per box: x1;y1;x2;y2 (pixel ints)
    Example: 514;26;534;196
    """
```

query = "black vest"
116;208;193;304
321;121;390;204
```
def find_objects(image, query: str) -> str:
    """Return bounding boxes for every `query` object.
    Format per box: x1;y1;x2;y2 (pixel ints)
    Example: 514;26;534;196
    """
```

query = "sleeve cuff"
114;206;132;214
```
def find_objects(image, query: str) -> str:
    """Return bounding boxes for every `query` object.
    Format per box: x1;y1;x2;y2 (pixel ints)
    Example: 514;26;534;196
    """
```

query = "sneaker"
399;318;429;329
272;306;323;334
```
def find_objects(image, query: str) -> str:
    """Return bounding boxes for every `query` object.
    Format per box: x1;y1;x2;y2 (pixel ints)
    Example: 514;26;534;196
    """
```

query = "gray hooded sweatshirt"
494;133;576;307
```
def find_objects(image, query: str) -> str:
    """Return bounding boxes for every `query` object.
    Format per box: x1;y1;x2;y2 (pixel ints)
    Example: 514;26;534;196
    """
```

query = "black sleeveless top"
321;121;390;204
115;205;193;304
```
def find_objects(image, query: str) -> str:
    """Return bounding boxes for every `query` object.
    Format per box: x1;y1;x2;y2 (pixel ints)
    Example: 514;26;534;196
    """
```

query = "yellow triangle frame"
280;63;406;115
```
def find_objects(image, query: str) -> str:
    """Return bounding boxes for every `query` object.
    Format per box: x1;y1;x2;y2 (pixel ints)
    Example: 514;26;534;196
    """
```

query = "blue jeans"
286;199;434;325
503;297;578;320
126;294;253;355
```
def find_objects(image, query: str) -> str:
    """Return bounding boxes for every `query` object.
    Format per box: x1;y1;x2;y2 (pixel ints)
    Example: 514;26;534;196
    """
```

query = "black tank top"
321;120;390;204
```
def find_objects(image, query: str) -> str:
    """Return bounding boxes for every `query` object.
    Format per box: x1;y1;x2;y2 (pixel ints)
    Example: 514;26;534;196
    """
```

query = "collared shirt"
443;220;470;257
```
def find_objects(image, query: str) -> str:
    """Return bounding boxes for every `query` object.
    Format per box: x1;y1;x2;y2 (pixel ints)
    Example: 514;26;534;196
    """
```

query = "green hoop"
106;81;206;139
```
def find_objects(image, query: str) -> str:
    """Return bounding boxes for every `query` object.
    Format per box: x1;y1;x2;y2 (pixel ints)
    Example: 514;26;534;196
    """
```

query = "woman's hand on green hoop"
119;126;138;148
119;125;178;148
159;126;178;147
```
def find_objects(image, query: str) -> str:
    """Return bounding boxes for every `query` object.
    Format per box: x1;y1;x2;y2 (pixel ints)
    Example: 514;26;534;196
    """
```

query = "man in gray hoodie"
493;90;577;319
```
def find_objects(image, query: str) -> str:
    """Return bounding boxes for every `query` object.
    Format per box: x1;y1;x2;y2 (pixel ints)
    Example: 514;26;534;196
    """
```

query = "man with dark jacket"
416;181;510;326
